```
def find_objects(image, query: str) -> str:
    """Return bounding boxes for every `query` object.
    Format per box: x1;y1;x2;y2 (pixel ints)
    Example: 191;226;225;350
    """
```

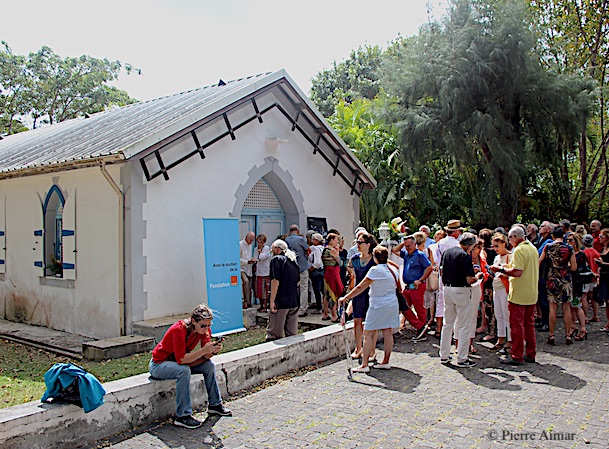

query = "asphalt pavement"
83;320;609;449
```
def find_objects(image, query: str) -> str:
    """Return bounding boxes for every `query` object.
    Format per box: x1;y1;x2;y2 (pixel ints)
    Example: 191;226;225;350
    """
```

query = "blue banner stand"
203;218;246;336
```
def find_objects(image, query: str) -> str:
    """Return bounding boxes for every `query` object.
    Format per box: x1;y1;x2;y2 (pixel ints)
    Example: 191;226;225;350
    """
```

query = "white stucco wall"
0;166;121;338
140;105;359;320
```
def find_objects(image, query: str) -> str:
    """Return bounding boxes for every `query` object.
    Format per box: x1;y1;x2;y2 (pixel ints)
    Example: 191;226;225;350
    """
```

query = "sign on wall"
307;217;328;236
203;218;245;336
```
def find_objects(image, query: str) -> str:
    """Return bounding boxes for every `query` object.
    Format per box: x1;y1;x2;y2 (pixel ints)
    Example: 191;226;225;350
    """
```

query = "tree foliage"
310;45;383;117
0;42;138;134
530;0;609;220
381;0;595;226
328;98;405;230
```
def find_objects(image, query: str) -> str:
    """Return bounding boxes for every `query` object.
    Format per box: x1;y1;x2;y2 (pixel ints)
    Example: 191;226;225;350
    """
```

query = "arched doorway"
232;157;306;241
239;178;285;242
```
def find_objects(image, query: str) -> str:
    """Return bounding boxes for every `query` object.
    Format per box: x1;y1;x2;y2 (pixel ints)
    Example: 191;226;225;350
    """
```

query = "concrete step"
0;319;93;359
132;309;260;343
82;335;155;361
132;313;189;343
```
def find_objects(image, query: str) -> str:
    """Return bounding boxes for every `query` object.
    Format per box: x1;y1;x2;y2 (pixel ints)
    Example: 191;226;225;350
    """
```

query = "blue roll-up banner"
203;218;246;336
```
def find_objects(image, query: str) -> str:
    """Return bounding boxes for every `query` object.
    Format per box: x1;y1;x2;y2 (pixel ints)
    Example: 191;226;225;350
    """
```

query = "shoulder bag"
387;265;408;312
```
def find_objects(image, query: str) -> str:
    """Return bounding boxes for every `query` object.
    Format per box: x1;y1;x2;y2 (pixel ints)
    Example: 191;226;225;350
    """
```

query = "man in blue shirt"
393;235;433;341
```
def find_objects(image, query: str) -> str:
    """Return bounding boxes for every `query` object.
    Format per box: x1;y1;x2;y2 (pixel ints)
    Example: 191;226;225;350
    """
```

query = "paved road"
85;322;609;449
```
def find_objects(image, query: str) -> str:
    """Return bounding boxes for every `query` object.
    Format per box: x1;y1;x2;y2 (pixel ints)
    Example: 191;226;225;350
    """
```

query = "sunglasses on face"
357;240;367;245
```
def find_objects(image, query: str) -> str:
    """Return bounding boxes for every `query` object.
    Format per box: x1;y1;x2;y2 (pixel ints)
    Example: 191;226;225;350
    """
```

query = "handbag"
577;258;593;284
387;265;408;312
426;269;439;292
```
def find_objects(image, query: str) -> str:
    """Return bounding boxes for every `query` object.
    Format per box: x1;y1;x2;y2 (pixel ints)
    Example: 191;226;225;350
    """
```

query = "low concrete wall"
0;323;354;449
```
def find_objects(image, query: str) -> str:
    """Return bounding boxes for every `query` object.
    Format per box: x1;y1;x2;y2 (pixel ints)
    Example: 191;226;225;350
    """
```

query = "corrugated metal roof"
0;70;376;192
0;73;271;173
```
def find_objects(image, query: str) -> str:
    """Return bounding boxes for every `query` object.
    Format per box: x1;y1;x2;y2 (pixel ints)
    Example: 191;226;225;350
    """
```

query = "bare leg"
591;300;599;321
352;318;363;357
360;330;378;369
322;297;329;319
436;316;443;335
331;303;338;320
427;302;435;327
562;302;572;337
476;302;488;333
549;302;557;336
381;328;393;364
581;292;589;321
575;307;586;333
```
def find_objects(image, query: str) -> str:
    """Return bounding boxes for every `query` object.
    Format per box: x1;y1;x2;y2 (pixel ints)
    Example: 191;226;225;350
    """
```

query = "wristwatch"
499;267;506;274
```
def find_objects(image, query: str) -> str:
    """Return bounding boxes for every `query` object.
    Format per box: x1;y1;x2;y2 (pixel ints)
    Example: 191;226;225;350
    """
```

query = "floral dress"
545;242;573;304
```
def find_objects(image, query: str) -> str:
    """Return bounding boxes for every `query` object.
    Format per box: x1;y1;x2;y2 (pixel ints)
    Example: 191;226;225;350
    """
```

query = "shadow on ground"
348;366;422;394
79;414;227;449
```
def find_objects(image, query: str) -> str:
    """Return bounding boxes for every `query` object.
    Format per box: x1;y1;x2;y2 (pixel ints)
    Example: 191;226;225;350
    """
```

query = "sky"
3;0;447;101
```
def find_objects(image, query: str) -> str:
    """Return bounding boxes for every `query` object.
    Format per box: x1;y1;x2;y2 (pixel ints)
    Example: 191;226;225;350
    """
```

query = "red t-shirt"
592;232;603;253
583;247;600;273
152;320;211;364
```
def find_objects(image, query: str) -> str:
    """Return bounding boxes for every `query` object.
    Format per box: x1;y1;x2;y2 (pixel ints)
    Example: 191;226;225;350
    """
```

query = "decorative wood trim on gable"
137;78;373;196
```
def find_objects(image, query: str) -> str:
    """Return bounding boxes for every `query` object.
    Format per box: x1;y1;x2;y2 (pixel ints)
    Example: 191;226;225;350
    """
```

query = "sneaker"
456;359;476;368
439;353;452;364
411;335;428;342
414;324;429;340
523;356;536;363
207;403;232;416
500;357;524;366
538;325;549;332
352;366;371;373
174;415;202;429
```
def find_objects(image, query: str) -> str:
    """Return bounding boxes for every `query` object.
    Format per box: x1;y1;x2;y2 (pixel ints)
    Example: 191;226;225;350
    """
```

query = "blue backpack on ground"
41;363;106;413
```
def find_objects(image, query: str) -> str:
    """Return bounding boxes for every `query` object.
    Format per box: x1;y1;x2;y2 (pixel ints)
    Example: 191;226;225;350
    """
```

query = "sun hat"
444;219;465;231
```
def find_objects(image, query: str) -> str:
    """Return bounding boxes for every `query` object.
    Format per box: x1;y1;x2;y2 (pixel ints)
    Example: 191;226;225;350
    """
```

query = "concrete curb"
0;322;354;449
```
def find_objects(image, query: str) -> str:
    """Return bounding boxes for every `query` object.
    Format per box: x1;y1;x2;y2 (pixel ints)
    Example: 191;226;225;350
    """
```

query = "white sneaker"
352;366;370;373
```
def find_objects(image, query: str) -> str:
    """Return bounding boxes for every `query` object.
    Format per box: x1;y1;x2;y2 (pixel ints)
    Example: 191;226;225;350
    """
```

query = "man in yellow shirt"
490;226;539;365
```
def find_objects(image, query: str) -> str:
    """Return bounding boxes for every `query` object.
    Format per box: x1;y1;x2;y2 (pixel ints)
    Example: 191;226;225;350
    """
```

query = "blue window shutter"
33;229;44;275
62;190;77;280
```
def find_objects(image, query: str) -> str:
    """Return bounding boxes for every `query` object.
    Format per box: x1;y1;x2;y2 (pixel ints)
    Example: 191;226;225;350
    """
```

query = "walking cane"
339;303;354;381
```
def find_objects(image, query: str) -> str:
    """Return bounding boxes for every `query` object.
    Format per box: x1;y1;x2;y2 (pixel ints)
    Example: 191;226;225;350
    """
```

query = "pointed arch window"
43;186;65;277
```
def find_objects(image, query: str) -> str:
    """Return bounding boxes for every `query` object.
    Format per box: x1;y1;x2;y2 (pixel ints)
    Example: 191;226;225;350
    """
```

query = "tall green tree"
0;43;138;134
0;42;31;134
381;0;595;225
530;0;609;221
328;98;405;230
310;45;383;118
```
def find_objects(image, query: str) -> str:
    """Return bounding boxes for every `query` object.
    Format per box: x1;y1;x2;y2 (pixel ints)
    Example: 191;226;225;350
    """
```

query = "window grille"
243;179;281;210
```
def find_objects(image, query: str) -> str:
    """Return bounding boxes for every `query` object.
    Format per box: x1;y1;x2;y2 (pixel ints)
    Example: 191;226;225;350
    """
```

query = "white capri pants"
493;287;511;340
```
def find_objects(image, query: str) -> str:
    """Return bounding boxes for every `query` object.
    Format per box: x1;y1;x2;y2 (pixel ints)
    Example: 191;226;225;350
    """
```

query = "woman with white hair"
266;239;301;341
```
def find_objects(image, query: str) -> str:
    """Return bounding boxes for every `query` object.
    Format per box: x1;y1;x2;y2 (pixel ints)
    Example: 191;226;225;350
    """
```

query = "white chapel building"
0;70;376;339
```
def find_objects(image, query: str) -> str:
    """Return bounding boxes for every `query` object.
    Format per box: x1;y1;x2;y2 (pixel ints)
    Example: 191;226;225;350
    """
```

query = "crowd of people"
150;217;608;429
240;217;609;368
